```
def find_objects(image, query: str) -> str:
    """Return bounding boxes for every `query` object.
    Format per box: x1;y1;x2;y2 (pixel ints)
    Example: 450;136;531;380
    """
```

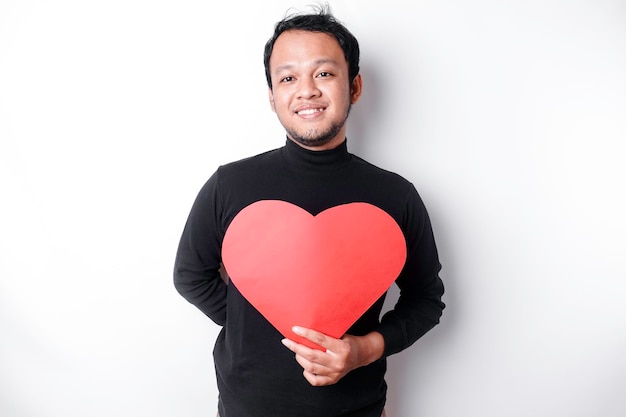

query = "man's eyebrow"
273;59;341;75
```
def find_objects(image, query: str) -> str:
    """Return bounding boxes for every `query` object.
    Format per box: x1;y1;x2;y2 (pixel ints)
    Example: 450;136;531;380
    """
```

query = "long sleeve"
173;171;228;325
376;184;445;356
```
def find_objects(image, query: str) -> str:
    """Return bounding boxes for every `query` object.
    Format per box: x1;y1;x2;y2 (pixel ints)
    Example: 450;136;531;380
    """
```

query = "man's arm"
173;172;228;325
375;185;445;356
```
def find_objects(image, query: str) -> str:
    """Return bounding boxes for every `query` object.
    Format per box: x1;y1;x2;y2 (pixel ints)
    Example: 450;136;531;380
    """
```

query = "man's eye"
281;76;294;82
317;72;332;78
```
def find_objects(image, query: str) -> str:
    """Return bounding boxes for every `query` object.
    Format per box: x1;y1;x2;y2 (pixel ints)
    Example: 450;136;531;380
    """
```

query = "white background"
1;1;625;416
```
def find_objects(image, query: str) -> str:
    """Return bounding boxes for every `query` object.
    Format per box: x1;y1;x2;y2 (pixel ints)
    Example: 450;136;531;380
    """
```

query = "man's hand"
281;326;385;386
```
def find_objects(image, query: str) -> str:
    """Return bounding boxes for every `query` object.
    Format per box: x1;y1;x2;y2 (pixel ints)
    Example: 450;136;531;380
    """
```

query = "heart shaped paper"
222;200;407;350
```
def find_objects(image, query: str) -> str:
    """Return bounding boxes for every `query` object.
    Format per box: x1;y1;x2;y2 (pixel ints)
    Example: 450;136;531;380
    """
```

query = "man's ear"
268;88;276;112
350;74;363;104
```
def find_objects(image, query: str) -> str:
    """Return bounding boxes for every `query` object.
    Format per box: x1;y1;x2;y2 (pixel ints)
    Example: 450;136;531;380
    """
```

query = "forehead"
269;30;346;71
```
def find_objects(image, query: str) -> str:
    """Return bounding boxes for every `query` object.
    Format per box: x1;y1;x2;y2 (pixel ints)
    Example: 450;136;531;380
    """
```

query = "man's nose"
297;77;321;99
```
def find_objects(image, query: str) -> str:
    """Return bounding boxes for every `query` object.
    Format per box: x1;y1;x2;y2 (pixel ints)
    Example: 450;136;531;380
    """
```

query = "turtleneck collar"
281;137;352;173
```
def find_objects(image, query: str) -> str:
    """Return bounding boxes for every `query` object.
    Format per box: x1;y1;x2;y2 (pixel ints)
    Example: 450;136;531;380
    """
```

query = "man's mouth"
296;107;325;116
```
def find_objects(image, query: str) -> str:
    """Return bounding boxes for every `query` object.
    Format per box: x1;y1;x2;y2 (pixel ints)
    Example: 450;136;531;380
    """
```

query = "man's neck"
286;135;347;152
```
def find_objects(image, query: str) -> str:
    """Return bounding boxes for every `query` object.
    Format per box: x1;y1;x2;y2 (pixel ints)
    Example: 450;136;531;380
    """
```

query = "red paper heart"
222;200;407;350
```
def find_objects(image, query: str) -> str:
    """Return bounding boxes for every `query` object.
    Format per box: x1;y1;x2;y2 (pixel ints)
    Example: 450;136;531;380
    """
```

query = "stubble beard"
285;105;352;148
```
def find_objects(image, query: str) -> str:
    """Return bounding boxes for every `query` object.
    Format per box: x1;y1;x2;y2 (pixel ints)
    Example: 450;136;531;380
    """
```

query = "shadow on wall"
347;57;384;157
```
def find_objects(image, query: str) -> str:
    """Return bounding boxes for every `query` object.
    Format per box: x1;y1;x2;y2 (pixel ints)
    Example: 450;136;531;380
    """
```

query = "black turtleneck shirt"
174;139;445;417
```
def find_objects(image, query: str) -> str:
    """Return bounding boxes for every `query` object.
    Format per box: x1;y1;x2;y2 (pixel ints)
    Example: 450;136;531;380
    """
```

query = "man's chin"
291;136;334;148
287;127;343;149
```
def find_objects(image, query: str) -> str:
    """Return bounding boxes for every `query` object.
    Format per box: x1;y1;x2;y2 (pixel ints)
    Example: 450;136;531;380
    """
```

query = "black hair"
263;4;360;89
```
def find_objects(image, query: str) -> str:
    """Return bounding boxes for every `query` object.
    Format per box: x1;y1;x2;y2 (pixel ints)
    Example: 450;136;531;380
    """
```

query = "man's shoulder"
351;153;413;187
217;147;282;174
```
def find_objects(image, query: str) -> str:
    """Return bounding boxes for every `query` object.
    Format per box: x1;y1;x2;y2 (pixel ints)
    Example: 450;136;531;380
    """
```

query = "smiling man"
267;29;361;150
174;6;445;417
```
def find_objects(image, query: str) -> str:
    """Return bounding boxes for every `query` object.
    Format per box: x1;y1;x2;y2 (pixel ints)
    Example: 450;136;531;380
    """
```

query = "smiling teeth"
297;108;323;115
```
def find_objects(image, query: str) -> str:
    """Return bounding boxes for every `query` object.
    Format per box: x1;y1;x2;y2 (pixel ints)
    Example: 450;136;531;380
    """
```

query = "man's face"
268;30;362;150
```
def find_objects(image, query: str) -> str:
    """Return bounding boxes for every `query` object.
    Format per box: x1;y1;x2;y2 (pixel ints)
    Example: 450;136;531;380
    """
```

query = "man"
174;6;445;417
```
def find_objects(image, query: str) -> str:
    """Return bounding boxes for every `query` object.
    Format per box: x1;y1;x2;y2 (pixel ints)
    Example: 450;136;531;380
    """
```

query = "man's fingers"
292;326;341;353
302;369;333;387
294;353;331;375
282;338;330;367
282;326;355;386
282;337;337;381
